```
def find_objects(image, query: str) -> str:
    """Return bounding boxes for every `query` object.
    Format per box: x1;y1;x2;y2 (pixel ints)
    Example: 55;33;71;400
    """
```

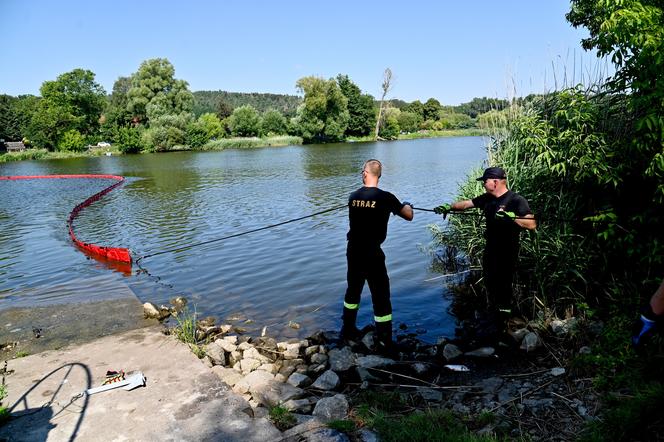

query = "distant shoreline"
0;129;487;163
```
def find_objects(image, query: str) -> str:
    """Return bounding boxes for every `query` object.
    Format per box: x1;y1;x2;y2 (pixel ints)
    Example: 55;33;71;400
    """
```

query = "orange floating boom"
0;174;132;263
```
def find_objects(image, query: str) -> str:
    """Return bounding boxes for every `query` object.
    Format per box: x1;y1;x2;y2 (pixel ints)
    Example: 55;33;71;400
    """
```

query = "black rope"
136;203;347;264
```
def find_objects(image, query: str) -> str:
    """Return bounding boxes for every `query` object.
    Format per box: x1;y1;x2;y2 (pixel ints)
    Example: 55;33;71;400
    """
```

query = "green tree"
126;58;194;126
403;100;424;120
104;76;134;127
397;111;422;133
228;105;261;137
261;109;287;135
378;107;400;139
0;95;20;141
216;99;234;119
336;74;376;137
58;129;86;151
26;69;105;149
423;98;442;122
294;76;349;143
115;125;144;153
567;0;664;200
197;112;225;139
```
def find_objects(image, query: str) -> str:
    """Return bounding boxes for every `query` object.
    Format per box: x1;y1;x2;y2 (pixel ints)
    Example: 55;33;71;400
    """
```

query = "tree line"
0;59;511;153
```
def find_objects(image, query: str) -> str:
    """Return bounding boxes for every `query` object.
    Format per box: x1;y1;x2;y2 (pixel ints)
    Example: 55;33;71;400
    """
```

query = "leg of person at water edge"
483;251;517;334
633;279;664;346
341;246;364;342
366;249;394;352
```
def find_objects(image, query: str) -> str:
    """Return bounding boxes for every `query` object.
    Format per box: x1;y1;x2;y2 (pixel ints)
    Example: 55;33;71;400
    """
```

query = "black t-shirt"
347;186;404;247
472;190;532;253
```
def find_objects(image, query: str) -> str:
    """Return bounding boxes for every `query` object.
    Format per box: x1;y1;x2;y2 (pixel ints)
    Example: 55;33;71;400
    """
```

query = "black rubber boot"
341;307;360;344
375;321;398;358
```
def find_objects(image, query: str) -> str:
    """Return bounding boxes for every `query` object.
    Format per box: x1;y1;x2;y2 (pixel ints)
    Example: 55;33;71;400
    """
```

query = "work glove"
632;314;657;347
495;210;516;221
433;203;451;216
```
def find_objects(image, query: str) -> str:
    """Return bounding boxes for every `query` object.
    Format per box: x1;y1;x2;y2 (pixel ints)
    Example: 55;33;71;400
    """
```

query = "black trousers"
483;247;518;311
343;243;392;324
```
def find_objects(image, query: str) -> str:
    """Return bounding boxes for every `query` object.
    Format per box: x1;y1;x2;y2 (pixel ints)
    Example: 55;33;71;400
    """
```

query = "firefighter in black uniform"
341;159;414;354
434;167;536;322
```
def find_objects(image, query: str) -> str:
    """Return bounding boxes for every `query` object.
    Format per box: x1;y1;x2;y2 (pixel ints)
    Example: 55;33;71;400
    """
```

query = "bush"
57;129;86;152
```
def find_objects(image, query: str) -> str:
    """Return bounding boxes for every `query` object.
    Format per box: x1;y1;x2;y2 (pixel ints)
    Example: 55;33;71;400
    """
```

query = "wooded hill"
193;90;302;117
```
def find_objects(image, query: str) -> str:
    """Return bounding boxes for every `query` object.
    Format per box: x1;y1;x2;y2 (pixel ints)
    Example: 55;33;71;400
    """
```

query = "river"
0;137;488;341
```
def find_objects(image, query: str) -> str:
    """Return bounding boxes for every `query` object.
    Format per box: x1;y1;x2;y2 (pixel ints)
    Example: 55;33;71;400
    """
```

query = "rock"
328;347;357;371
305;428;350;442
281;417;326;440
551;318;578;336
357;429;380;442
229;350;242;365
356;367;380;383
198;316;216;327
356;355;394;369
204;340;227;366
520;332;541;352
309;363;328;375
311;370;340;390
550;367;566;377
216;339;237;353
587;320;604;337
282;398;315;414
274;373;287;383
465;347;495;357
211;366;243;387
477;377;503;394
240;358;261;374
362;332;375;349
257;363;278;374
305;345;320;358
579;346;592;355
283;343;302;359
312;394;349;422
243;347;271;363
223;334;238;344
169;296;187;311
143;302;163;319
412;362;428;374
443;343;463;361
287;373;313;388
220;324;233;334
233;370;274;395
238;342;253;351
508;328;529;343
310;353;329;365
251;380;305;407
416;387;443;402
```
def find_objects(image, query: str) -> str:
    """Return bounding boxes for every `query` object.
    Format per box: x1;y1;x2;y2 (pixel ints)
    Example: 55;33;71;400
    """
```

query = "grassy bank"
347;128;488;143
0;147;121;163
198;135;303;150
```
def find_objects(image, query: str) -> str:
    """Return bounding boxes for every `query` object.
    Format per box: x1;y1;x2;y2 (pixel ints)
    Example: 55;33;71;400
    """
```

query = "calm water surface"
0;138;487;341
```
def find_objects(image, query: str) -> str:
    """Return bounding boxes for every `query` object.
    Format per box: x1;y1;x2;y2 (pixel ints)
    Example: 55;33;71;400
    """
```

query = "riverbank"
0;129;486;163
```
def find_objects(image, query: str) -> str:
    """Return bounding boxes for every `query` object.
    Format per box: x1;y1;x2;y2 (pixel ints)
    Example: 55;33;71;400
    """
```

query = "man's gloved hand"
632;314;657;347
495;210;517;221
433;203;451;215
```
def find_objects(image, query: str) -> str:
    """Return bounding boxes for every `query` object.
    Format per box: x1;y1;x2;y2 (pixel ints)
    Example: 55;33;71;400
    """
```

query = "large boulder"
312;394;349;422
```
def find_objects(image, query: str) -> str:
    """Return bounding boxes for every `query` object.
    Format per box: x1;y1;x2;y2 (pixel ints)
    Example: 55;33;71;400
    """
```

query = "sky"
0;0;610;105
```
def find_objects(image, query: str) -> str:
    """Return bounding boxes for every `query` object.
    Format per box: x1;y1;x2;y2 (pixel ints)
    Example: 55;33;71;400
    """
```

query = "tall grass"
431;82;662;318
200;135;302;150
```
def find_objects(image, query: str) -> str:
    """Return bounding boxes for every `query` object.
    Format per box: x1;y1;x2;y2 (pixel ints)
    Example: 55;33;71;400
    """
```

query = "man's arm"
451;200;474;211
398;203;414;221
515;214;537;231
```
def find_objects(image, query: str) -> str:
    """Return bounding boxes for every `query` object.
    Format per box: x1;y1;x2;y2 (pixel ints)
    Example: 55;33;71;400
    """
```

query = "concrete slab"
0;326;282;441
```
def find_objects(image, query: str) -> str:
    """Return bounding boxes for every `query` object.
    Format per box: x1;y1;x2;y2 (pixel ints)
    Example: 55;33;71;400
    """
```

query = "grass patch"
200;135;302;150
0;383;8;426
398;129;487;139
580;383;664;442
349;390;496;442
14;351;29;358
327;419;356;433
172;307;206;359
268;405;296;431
0;147;121;163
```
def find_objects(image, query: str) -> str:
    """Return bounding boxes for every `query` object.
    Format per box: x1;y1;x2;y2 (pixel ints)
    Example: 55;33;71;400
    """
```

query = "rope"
136;203;347;263
413;206;599;223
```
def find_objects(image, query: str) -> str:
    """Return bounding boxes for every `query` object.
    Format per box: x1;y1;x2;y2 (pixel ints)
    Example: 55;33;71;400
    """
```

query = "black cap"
476;166;507;181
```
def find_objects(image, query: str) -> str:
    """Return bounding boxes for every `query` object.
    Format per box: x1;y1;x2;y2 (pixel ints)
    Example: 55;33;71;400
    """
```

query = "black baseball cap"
476;166;507;181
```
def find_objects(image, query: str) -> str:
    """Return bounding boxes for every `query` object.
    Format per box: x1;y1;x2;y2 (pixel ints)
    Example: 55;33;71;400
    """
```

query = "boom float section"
0;174;132;263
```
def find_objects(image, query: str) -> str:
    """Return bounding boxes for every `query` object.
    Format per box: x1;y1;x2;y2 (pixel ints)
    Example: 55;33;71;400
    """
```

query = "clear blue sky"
0;0;607;105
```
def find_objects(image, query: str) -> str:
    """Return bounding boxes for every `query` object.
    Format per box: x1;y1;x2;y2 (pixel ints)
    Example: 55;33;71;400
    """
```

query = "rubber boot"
375;321;397;358
340;307;360;344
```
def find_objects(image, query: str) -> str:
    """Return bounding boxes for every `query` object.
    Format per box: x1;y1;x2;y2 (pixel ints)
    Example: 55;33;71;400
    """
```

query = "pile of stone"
144;299;601;440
